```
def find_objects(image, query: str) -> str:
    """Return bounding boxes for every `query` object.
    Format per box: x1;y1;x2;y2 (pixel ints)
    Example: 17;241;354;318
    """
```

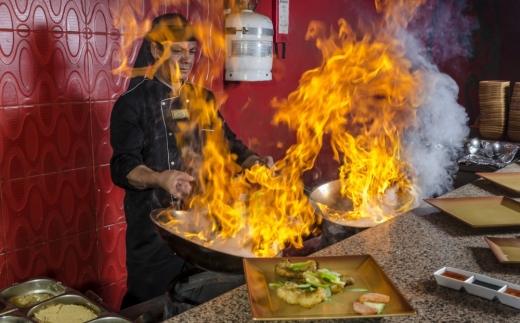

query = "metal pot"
150;209;249;273
308;179;378;228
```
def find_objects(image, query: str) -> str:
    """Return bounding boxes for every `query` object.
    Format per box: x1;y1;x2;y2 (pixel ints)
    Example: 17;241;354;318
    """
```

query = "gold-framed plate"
243;255;415;321
423;196;520;228
484;237;520;264
476;172;520;193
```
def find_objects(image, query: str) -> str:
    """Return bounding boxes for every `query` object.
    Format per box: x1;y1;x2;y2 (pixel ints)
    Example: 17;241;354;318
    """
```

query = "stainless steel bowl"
26;294;107;321
88;316;132;323
0;278;67;308
0;313;34;323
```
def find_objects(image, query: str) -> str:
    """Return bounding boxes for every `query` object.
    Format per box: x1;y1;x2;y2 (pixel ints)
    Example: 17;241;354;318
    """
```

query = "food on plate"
353;301;378;315
275;281;328;308
32;304;98;323
269;259;355;308
8;292;54;307
353;292;390;315
359;292;390;303
275;259;317;278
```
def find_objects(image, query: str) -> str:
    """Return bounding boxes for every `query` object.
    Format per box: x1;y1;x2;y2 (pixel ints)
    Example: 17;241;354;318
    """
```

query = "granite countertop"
163;163;520;323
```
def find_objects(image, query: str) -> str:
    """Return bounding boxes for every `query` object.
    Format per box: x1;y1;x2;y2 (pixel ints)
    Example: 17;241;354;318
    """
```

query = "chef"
110;13;274;308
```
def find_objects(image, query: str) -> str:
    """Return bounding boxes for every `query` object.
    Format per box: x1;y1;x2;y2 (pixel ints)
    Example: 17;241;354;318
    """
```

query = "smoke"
399;1;473;199
410;0;478;66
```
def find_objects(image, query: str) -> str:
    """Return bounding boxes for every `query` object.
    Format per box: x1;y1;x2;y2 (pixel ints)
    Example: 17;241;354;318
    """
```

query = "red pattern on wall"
0;0;222;310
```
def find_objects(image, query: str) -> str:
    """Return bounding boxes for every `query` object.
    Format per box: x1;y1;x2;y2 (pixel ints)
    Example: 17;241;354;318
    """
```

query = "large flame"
113;0;428;257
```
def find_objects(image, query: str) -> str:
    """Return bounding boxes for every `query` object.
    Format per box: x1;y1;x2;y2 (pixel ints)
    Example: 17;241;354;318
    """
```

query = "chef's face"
151;41;197;82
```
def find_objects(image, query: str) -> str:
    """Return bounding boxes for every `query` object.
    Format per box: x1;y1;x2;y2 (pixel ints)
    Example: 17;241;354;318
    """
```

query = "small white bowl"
433;267;473;290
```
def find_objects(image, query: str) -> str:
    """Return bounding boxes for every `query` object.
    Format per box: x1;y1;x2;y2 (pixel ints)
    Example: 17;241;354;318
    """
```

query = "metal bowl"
26;294;107;321
88;316;132;323
0;278;67;308
0;313;34;323
309;180;378;228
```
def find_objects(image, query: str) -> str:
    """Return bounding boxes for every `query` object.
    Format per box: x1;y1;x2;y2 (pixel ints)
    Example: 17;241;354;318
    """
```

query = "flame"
272;0;426;224
113;0;429;257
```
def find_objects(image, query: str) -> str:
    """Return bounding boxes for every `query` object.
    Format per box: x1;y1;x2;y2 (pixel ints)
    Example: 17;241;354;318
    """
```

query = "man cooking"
110;13;274;308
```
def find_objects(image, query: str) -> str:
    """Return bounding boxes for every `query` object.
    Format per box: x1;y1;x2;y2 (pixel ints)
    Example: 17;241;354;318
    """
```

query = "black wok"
308;179;378;228
151;208;247;273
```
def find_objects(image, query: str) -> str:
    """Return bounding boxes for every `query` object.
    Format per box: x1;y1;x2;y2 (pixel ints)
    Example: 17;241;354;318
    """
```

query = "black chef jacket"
110;76;256;295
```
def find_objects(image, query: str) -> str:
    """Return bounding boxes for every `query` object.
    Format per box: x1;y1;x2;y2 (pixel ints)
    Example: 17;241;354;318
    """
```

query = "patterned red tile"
0;103;93;181
91;100;114;166
85;0;158;102
97;223;127;286
93;279;126;311
0;3;90;106
0;0;86;32
95;165;125;227
0;253;6;290
1;169;96;251
5;229;99;292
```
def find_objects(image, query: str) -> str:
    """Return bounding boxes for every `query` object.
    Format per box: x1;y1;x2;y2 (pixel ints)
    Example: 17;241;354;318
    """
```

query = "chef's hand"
126;165;194;199
158;170;195;199
242;155;275;170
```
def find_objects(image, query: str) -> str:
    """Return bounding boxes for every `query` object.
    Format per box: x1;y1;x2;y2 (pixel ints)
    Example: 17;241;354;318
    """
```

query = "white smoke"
398;1;475;199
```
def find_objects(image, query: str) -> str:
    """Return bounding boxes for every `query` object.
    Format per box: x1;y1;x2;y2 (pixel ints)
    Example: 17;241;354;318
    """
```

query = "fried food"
302;270;355;294
271;259;357;309
276;281;327;308
275;259;317;279
359;292;390;303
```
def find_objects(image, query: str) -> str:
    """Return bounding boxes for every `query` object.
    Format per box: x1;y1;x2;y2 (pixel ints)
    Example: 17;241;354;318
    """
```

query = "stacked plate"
478;80;510;140
507;82;520;141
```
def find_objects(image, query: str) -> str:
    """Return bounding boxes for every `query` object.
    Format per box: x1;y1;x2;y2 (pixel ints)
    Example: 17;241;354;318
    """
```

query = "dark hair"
147;13;197;45
128;13;196;89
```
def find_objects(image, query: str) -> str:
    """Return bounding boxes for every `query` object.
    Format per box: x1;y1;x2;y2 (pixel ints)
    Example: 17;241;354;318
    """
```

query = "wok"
151;208;247;273
308;179;378;228
151;207;325;273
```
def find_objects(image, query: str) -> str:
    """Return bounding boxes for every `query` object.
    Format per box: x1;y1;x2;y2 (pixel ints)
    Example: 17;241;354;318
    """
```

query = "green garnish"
295;283;312;289
346;288;370;292
305;277;329;288
268;282;285;288
289;261;311;270
320;272;346;286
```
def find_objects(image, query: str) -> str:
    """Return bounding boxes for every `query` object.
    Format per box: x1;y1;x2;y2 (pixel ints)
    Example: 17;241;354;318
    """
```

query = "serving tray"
434;267;520;309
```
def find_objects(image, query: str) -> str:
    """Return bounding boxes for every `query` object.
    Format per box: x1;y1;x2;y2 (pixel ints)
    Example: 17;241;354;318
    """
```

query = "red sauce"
440;270;469;281
504;288;520;298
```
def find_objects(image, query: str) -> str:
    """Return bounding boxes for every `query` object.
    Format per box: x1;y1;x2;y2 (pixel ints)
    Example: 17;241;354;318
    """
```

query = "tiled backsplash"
0;0;222;310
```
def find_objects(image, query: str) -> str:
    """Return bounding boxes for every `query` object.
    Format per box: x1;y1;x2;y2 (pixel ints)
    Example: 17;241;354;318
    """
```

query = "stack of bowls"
478;80;510;140
507;82;520;141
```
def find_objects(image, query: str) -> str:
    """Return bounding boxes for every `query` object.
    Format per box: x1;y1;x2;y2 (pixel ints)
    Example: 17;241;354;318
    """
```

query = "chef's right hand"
158;170;195;199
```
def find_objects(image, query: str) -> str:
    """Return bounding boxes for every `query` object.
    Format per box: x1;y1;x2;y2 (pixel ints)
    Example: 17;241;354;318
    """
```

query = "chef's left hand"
242;155;275;170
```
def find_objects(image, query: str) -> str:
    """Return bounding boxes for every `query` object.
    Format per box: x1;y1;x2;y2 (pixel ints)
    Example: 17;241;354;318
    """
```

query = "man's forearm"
127;165;161;190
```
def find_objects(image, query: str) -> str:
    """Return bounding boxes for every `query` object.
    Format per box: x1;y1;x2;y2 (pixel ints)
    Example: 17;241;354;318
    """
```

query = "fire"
113;0;428;257
272;0;425;224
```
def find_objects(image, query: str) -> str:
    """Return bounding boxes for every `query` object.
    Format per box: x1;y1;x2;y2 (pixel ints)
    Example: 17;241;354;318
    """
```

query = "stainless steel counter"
162;163;520;323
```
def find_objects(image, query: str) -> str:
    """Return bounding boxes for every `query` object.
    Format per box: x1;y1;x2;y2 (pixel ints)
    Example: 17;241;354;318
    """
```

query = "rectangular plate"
476;172;520;193
423;196;520;228
484;237;520;264
243;255;415;321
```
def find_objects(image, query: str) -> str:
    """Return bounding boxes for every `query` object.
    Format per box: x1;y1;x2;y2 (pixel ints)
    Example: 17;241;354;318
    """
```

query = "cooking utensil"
308;180;378;228
151;208;250;273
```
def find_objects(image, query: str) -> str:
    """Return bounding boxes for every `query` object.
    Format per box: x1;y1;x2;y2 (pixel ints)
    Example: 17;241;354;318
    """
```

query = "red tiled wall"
0;0;222;310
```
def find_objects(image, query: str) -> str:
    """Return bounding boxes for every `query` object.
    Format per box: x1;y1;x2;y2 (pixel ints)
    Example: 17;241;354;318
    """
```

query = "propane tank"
225;8;273;81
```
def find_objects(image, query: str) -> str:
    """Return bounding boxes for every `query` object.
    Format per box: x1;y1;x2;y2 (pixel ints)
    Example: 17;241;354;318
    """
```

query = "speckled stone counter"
163;163;520;323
